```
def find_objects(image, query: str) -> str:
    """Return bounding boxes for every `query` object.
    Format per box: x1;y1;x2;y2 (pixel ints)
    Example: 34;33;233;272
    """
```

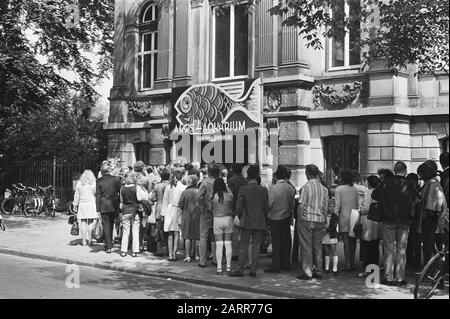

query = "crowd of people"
72;152;449;284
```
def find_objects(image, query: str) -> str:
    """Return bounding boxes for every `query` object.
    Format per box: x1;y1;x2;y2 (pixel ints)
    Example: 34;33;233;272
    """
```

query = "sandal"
132;253;138;257
226;267;232;275
120;252;127;257
195;256;200;262
216;269;223;275
183;257;192;263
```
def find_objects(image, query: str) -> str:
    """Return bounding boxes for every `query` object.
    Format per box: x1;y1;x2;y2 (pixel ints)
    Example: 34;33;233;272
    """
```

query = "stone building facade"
106;0;449;186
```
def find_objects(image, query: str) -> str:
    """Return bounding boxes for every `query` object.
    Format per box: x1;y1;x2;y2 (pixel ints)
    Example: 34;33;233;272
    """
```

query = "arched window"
138;2;158;89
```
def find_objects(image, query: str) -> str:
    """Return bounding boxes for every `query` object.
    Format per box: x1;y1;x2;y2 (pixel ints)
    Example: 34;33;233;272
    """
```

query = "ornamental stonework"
312;81;363;110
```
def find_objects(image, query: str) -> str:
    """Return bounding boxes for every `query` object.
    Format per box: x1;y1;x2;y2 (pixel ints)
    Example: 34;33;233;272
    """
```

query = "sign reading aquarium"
172;79;261;136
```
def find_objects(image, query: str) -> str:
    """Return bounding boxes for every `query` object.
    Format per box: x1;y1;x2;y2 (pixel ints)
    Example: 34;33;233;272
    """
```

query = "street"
0;254;274;299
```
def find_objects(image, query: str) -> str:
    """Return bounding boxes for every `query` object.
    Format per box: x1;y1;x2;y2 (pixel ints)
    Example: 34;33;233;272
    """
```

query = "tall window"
329;0;360;69
138;2;158;89
212;4;248;79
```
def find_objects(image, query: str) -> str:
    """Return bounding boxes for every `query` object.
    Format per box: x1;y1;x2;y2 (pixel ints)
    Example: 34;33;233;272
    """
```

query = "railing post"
52;156;57;197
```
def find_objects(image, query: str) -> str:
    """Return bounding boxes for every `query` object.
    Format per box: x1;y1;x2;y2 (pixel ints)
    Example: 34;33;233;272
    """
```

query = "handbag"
353;221;363;239
68;215;75;225
70;221;79;236
368;201;383;222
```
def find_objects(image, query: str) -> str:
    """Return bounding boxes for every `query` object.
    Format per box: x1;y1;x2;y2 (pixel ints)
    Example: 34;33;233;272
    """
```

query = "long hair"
212;178;227;203
80;170;96;186
170;170;184;188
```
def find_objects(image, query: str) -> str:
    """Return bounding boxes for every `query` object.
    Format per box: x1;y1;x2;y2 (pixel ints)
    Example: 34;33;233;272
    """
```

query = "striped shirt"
298;179;328;223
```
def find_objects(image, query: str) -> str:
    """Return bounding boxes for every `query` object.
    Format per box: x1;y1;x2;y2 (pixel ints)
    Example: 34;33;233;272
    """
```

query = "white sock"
325;256;330;271
215;241;223;271
332;256;338;272
224;241;232;269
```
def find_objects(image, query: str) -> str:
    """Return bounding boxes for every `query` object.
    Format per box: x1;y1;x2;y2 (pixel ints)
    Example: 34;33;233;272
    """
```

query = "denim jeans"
199;212;215;265
382;222;410;282
298;220;325;277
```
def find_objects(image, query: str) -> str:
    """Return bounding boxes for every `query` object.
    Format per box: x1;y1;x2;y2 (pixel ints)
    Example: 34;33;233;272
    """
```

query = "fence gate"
12;158;97;208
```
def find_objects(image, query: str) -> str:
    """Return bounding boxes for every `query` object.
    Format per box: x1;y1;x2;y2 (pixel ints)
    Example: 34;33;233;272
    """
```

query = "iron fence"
9;158;99;208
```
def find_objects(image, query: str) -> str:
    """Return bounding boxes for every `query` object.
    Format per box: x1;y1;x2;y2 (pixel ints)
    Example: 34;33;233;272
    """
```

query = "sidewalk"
0;214;447;299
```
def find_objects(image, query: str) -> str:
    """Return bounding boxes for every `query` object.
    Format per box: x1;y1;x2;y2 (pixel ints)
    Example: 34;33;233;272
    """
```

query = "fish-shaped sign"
173;79;261;129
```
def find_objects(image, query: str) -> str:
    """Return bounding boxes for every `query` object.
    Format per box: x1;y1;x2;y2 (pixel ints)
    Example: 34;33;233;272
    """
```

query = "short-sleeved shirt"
298;179;329;223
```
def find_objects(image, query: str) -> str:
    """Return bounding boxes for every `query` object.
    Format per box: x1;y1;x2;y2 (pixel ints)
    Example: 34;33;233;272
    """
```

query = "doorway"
324;135;359;180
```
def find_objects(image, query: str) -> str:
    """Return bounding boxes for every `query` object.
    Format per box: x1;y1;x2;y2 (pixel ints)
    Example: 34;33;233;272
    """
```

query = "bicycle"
414;214;449;299
1;184;26;215
39;185;56;218
23;186;40;217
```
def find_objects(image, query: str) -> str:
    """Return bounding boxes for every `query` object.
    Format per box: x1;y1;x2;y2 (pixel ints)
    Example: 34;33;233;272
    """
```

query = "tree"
0;0;114;165
3;93;108;164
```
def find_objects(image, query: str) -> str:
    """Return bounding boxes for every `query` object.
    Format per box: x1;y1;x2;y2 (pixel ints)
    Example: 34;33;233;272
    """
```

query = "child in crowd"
323;194;339;274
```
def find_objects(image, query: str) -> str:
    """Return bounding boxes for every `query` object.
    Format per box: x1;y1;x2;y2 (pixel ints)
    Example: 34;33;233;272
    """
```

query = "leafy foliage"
361;0;449;75
3;94;108;164
0;0;114;167
269;0;448;74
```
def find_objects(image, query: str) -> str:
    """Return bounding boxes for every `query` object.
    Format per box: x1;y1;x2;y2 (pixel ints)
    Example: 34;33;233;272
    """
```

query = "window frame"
327;0;361;71
138;2;159;91
138;31;158;90
211;4;249;81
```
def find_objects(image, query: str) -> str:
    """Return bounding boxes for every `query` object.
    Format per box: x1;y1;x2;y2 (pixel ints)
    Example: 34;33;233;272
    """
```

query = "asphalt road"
0;254;274;299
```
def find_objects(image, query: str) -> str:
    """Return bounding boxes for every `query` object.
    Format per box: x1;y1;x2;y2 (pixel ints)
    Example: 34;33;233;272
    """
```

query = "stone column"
255;0;277;76
278;120;310;187
173;0;191;87
154;2;174;89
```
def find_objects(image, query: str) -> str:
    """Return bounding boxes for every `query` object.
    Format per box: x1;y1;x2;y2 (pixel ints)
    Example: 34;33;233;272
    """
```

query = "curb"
0;248;313;299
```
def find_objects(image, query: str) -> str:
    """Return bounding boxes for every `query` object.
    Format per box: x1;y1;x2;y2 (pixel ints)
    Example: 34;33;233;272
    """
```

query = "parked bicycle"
1;184;27;215
1;183;57;218
38;185;56;217
414;214;449;299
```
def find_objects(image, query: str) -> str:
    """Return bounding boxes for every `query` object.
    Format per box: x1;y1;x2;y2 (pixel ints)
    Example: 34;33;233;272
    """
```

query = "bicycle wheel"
414;252;445;299
49;198;56;218
1;198;15;215
23;198;33;217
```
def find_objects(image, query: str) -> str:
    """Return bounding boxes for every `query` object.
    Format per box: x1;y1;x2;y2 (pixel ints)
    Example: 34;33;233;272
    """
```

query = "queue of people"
72;152;449;284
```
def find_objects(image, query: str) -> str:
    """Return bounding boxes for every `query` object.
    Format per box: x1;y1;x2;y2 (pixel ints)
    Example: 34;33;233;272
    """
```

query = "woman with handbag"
73;170;98;246
119;172;141;257
358;175;381;277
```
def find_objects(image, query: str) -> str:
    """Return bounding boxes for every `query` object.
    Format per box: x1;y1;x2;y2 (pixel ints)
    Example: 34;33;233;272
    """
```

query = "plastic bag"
92;218;103;241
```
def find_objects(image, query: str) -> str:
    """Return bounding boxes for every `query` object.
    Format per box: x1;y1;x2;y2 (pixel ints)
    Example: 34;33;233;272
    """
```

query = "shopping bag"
92;218;103;241
349;209;360;238
70;221;79;236
136;185;149;202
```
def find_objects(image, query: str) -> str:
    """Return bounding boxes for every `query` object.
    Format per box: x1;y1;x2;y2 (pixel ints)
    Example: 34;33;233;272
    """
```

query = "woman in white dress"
74;170;98;246
161;170;186;261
